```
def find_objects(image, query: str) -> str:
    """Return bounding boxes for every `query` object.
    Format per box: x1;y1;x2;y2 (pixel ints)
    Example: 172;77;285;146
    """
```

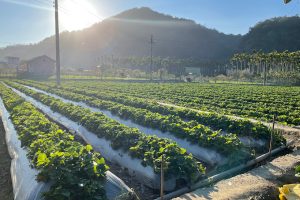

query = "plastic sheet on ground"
0;91;134;200
7;84;177;191
0;97;50;200
21;84;227;166
23;83;269;163
239;136;266;148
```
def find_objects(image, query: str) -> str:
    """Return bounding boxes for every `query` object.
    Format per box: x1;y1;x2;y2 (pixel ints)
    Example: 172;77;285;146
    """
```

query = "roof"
26;55;56;63
5;56;19;59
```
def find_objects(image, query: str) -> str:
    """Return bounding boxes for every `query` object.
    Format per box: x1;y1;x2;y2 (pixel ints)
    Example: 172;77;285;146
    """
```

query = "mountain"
239;16;300;52
1;8;299;69
0;7;241;68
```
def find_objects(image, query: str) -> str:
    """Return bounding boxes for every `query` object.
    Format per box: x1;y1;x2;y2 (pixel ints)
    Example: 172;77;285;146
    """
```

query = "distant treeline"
230;50;300;85
93;56;227;77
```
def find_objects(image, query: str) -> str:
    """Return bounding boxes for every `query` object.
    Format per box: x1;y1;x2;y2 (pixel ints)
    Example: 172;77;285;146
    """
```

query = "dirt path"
0;118;13;200
157;102;300;134
174;149;300;200
171;122;300;200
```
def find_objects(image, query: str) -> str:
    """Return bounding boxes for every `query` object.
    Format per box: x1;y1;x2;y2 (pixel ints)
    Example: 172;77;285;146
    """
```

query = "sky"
0;0;299;47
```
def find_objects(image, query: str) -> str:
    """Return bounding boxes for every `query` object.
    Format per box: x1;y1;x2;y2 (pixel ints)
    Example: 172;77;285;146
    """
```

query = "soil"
107;162;159;200
0;118;13;200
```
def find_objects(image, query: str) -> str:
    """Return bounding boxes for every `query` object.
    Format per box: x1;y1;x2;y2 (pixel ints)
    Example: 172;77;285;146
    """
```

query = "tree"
284;0;292;4
230;50;300;85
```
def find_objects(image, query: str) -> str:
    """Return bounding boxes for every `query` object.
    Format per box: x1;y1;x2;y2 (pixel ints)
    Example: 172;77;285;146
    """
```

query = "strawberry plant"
5;81;205;182
0;84;108;200
17;80;286;152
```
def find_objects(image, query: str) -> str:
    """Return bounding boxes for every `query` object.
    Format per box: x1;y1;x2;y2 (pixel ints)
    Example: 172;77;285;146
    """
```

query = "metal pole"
55;0;61;86
150;34;153;81
160;154;164;200
263;64;267;86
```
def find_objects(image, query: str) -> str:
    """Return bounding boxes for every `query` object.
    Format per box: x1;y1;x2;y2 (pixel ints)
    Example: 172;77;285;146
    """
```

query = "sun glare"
60;0;102;31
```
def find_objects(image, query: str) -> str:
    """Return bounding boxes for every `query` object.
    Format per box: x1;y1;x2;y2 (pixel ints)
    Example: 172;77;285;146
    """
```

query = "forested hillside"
0;7;240;68
0;8;299;69
239;16;300;52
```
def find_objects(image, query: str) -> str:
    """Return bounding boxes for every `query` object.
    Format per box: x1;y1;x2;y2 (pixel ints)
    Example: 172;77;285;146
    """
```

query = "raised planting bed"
4;82;205;191
0;83;134;200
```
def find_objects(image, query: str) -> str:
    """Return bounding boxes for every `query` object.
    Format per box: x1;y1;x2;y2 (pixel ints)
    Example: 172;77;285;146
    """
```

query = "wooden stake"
269;114;276;153
160;154;164;200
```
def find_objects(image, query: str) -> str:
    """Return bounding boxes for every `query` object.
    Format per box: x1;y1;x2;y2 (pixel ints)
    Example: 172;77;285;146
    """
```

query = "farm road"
174;149;300;200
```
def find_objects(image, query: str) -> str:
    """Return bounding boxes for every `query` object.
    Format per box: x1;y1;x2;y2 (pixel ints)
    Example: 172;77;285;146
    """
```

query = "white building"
185;67;201;75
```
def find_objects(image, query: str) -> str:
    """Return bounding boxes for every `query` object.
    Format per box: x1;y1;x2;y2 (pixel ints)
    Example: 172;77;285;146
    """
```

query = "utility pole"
263;64;267;86
55;0;61;86
150;34;154;80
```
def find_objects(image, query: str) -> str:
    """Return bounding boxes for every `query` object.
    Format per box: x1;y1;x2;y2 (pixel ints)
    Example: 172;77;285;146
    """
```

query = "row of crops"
40;81;300;126
1;81;206;199
15;80;287;156
15;80;286;152
0;80;287;199
0;83;109;199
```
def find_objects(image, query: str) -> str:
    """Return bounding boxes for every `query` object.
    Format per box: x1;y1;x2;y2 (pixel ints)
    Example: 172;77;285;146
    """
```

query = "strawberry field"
0;80;290;200
37;80;300;126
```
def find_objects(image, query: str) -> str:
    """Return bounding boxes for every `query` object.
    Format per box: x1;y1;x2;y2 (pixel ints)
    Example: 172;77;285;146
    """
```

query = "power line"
34;0;74;16
67;0;103;21
0;0;53;11
31;0;84;17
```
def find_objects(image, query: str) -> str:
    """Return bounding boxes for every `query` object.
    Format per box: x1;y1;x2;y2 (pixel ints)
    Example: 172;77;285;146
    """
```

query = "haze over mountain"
0;7;299;68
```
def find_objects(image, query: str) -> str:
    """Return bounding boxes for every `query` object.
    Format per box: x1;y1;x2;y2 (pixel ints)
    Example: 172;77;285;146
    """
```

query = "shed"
19;55;55;78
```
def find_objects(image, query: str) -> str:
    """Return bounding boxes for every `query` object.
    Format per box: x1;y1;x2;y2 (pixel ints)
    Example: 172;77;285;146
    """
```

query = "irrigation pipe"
155;140;294;200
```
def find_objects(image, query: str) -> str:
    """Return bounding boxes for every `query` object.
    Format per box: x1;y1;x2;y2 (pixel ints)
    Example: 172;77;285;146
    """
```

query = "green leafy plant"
0;84;108;200
18;80;286;153
5;81;205;183
30;79;300;126
295;165;300;177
